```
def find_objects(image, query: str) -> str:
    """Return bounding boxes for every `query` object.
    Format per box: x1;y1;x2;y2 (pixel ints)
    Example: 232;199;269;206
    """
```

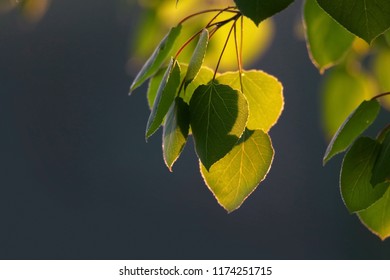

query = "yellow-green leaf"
184;28;209;87
358;188;390;241
200;129;274;212
189;82;248;170
216;70;284;132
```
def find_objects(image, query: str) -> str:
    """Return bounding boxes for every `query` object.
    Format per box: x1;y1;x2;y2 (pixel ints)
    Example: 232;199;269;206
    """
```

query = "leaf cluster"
130;2;285;212
130;0;390;239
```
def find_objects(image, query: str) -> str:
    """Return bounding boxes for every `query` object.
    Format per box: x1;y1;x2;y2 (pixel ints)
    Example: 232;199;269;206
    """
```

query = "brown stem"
371;92;390;100
178;7;238;25
213;19;239;80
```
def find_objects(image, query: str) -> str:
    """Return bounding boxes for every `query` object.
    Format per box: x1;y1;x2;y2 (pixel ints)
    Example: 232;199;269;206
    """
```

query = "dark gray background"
1;0;389;259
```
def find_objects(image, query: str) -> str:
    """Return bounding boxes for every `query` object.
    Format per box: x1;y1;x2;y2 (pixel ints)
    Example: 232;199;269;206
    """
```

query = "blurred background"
0;0;389;259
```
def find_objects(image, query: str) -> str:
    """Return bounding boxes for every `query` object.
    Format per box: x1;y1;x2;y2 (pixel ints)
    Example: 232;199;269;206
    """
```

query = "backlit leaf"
217;70;284;132
358;188;390;241
130;24;182;93
323;99;380;164
234;0;293;26
371;131;390;186
184;28;209;87
147;67;166;109
148;64;213;107
200;129;274;212
340;137;389;213
316;0;390;43
182;65;213;104
189;82;248;170
303;0;354;73
163;97;190;171
146;59;181;138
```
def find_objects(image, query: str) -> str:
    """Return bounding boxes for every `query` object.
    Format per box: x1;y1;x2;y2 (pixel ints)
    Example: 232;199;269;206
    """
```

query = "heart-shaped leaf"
316;0;390;43
340;137;389;213
217;70;284;132
200;129;274;212
189;82;248;170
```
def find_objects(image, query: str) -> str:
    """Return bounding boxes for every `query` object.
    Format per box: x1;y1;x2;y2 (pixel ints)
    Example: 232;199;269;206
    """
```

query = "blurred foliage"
0;0;50;23
129;0;273;73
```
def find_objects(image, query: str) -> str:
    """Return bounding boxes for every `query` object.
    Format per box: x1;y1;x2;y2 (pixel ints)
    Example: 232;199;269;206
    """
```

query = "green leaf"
184;28;209;87
189;82;249;170
200;129;274;212
147;67;166;109
163;97;190;171
340;137;389;213
148;64;214;108
316;0;390;43
130;24;182;93
217;70;284;132
321;67;375;139
146;58;181;138
323;99;380;164
303;0;355;73
181;65;214;104
358;188;390;241
234;0;293;26
371;131;390;186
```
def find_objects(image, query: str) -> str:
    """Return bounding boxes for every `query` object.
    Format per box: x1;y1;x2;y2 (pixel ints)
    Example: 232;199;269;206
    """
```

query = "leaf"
163;97;190;171
316;0;390;43
234;0;293;26
217;70;284;132
371;131;390;186
200;129;274;212
189;82;248;170
340;137;389;213
358;188;390;241
147;67;166;109
184;28;209;87
146;58;181;138
303;0;355;73
182;65;213;104
321;67;375;139
148;64;213;108
323;99;380;164
130;24;182;93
